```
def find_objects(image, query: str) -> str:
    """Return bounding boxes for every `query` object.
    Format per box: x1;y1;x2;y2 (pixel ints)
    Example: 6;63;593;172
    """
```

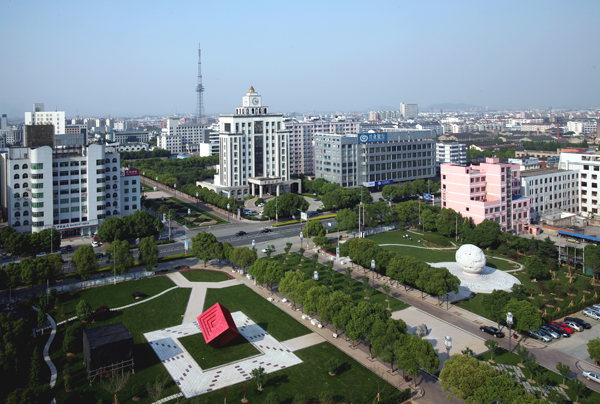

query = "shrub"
422;233;451;247
76;300;92;321
255;198;264;206
326;357;341;375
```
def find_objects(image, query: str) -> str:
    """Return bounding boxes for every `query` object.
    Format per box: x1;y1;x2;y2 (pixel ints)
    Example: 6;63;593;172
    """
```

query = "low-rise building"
436;142;466;172
558;151;600;217
519;168;579;222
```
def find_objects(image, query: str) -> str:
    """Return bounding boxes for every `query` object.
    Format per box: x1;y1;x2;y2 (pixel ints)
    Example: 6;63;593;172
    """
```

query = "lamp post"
444;335;452;359
252;239;256;251
168;209;172;240
174;183;176;196
300;232;304;251
507;312;514;352
227;203;230;221
196;192;199;209
187;208;191;229
445;293;449;310
371;259;376;285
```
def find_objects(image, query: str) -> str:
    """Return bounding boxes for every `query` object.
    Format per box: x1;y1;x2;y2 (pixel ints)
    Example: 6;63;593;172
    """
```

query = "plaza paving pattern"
144;312;304;399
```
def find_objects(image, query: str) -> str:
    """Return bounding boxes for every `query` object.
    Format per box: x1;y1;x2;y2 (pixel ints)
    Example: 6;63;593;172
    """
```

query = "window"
14;184;20;189
96;159;104;165
23;201;29;207
124;181;129;186
14;202;20;208
32;221;44;227
32;211;44;217
112;175;117;181
113;193;118;198
23;173;29;179
97;196;105;201
31;163;43;169
105;158;110;163
22;183;28;188
23;192;28;198
22;164;28;169
32;193;43;199
112;167;117;171
112;158;117;163
32;202;44;208
32;183;43;189
13;174;19;179
13;164;19;170
124;197;129;202
71;206;79;212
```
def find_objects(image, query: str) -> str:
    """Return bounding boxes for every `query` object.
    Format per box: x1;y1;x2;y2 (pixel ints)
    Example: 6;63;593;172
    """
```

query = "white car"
258;203;264;207
583;309;600;320
35;252;46;258
563;320;584;332
158;234;170;240
262;247;275;253
583;370;600;384
92;241;99;248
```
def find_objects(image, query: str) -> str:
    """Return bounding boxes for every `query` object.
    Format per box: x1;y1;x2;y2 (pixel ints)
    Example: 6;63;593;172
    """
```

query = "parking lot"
544;311;600;364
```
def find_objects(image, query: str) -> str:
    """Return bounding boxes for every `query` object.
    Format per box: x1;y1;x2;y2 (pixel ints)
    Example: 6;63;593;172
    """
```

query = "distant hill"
426;103;484;112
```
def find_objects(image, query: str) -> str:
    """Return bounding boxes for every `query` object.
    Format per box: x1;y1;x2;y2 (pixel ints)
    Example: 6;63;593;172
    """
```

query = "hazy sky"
1;0;599;118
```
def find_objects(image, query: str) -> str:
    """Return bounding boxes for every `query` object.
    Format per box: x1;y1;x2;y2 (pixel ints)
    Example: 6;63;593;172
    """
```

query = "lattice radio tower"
195;44;205;123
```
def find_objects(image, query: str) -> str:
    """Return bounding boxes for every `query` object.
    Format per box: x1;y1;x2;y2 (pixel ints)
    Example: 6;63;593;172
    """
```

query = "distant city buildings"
441;158;531;234
400;103;418;118
158;119;216;155
24;103;65;134
436;142;466;172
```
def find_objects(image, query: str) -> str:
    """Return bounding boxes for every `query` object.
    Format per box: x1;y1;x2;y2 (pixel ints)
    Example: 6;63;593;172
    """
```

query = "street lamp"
507;312;514;352
187;208;191;229
227;203;230;221
445;293;449;310
252;239;256;250
196;192;199;209
444;336;452;359
371;259;376;285
174;183;176;196
299;232;304;250
168;209;172;240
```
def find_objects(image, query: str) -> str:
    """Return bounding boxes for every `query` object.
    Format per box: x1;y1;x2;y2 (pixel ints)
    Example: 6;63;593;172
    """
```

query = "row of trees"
97;210;164;243
466;147;516;162
381;179;441;202
262;193;310;220
191;231;258;271
119;148;171;160
522;140;588;152
0;227;61;256
129;155;218;188
481;289;543;331
0;253;63;291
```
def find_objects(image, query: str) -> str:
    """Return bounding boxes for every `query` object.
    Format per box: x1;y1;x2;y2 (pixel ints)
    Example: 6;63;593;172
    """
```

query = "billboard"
120;169;140;177
358;133;387;143
365;179;394;187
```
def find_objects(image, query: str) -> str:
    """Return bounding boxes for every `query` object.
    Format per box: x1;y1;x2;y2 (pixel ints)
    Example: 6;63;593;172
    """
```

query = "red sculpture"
197;303;240;347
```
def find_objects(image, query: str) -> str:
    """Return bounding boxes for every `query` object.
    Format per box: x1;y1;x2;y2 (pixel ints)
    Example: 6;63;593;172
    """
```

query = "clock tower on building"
242;86;262;107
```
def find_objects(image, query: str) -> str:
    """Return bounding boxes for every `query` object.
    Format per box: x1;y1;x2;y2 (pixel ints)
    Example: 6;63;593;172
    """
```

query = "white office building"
158;119;213;154
519;168;579;222
199;87;300;199
567;120;597;135
400;103;418;118
558;152;600;217
24;103;65;135
0;144;140;236
436;142;466;172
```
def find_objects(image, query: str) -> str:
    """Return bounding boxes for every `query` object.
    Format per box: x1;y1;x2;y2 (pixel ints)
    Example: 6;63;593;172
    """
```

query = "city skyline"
1;0;599;118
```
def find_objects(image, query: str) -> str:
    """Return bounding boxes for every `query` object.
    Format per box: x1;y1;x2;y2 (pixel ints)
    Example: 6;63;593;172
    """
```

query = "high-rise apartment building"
400;103;418;118
200;88;299;199
441;158;531;234
24;103;65;135
436;142;466;172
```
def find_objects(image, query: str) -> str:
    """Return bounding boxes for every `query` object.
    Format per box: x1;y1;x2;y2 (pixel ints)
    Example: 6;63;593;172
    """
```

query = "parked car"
563;320;584;332
91;241;100;248
379;197;385;202
258;203;264;208
95;253;104;259
529;329;552;342
1;253;7;260
314;198;320;201
583;309;600;321
260;228;272;233
540;325;561;339
235;231;247;237
35;252;46;258
564;317;591;329
66;245;73;252
536;328;555;341
158;234;170;240
551;322;575;334
546;323;571;337
479;325;505;338
520;330;542;340
261;247;275;253
583;370;600;384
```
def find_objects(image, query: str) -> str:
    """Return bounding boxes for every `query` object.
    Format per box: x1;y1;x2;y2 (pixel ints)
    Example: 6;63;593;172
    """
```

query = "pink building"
440;158;531;234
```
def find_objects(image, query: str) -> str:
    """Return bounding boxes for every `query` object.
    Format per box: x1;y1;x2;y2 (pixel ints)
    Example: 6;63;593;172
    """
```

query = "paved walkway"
33;306;58;404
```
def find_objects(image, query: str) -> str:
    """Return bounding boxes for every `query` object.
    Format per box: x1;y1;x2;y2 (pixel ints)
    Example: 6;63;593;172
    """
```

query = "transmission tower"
196;44;205;123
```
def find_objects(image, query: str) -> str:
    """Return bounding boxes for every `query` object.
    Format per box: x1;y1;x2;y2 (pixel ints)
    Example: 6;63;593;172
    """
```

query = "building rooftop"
519;168;574;177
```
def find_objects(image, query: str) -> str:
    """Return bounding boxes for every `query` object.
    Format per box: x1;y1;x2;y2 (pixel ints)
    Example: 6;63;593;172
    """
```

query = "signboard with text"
364;179;393;187
120;169;140;177
358;133;387;143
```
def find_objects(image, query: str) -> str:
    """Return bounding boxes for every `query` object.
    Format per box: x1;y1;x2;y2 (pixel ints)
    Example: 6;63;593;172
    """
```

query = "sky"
1;0;599;118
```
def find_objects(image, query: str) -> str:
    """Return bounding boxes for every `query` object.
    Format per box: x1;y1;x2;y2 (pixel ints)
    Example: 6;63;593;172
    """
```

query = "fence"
51;270;156;294
347;224;399;239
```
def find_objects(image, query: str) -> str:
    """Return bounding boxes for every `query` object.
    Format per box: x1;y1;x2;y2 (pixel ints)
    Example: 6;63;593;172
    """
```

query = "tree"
471;373;529;404
435;208;459;237
5;232;30;256
250;366;266;390
292;279;317;310
371;318;407;370
122;210;163;239
525;256;549;280
248;259;284;291
439;354;497;400
304;285;330;316
98;217;125;243
263;244;276;258
395;334;421;382
101;372;131;404
381;284;391;310
538;236;558;264
138;236;159;271
336;209;358;233
568;378;588;403
325;357;342;376
584;244;600;281
481;290;512;328
303;220;326;238
588;337;600;363
29;346;41;390
318;290;352;328
420;209;437;232
192;232;217;265
110;239;134;275
210;242;226;267
230;247;257;273
556;362;571;386
76;300;92;321
279;270;306;309
502;298;542;333
284;242;293;255
484;339;499;361
346;301;390;349
263;193;308;219
466;219;501;249
71;245;98;280
0;226;16;246
19;258;40;289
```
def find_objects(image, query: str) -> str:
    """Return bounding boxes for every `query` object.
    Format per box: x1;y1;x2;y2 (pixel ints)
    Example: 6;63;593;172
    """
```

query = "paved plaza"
144;311;304;399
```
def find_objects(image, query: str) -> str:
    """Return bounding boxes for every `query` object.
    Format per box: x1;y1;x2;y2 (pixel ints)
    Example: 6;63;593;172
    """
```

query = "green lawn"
181;269;233;283
273;253;410;312
477;348;600;403
179;333;259;369
49;285;191;404
203;284;311;341
48;276;177;320
379;244;458;263
148;196;227;228
199;342;403;404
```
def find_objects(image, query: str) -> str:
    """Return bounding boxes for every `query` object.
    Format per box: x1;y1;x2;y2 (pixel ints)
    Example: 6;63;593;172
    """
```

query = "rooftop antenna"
196;44;205;123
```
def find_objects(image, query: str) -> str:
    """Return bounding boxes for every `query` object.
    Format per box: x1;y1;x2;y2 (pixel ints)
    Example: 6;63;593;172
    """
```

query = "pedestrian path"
281;333;326;352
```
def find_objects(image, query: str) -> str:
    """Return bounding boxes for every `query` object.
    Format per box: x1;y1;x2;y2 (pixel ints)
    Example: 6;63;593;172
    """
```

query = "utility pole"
276;197;278;225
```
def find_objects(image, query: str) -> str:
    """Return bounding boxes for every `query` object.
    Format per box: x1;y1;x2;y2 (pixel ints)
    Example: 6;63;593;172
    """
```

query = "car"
565;317;592;329
66;245;73;252
259;211;264;216
95;253;104;259
260;228;272;233
583;309;600;321
314;198;320;201
158;234;170;240
536;328;554;341
546;324;571;337
592;304;600;311
1;253;7;260
261;247;275;253
551;322;575;334
235;231;247;236
529;329;552;342
91;241;99;248
520;330;541;340
35;252;46;258
583;370;600;384
540;325;561;339
258;203;264;207
479;325;505;338
563;320;584;332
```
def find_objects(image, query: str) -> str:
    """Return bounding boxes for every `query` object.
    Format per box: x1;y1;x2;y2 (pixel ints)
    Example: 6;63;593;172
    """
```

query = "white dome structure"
456;244;486;275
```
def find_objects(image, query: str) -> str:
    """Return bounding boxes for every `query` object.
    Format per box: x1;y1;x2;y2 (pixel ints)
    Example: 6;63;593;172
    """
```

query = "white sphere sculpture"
456;244;486;275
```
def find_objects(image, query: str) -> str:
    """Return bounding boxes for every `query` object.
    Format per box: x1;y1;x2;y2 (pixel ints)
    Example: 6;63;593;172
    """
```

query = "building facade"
441;158;531;234
436;142;466;172
24;103;65;135
0;144;140;237
199;88;299;199
158;120;212;154
314;129;436;189
519;168;579;222
400;103;418;118
558;152;600;217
